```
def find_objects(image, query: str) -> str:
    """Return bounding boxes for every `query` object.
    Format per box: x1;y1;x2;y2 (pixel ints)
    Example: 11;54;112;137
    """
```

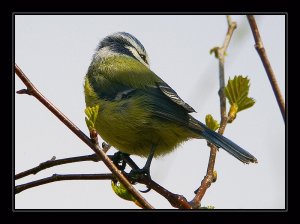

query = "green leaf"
210;47;219;58
85;118;93;129
84;105;99;131
205;114;220;131
225;76;255;121
111;180;141;208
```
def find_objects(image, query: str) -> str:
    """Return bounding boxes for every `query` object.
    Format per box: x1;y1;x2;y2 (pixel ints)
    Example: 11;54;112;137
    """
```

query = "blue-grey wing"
157;82;196;113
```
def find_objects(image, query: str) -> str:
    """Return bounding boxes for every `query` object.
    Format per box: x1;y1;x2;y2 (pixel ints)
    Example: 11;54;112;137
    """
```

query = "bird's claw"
129;167;151;180
111;152;127;171
139;187;151;193
129;168;152;193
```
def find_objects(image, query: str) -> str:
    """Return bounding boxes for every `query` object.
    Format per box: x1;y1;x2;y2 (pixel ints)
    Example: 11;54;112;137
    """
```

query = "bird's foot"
111;151;127;171
129;167;151;180
128;167;152;193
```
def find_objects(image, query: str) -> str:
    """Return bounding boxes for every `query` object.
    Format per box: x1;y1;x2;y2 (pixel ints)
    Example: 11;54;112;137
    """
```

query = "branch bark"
15;173;114;194
15;154;108;180
15;149;192;208
15;152;192;208
15;64;154;209
190;15;236;208
247;15;285;122
15;164;192;209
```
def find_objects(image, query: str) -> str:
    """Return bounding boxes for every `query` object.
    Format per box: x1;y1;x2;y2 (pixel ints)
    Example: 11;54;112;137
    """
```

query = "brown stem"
15;64;154;209
15;173;115;194
190;15;236;208
219;16;236;119
247;15;285;122
140;177;192;209
15;154;110;180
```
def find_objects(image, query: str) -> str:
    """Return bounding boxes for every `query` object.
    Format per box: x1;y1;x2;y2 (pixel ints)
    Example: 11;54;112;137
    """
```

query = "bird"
84;32;257;175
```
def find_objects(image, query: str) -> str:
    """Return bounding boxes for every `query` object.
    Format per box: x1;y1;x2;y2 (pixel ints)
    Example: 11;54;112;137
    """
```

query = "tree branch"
15;64;154;209
247;15;285;122
140;177;192;209
15;173;115;194
15;153;111;180
190;15;236;208
15;151;192;208
15;163;192;209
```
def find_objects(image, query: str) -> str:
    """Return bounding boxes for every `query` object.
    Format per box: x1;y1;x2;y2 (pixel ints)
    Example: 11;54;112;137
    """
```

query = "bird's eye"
140;54;146;62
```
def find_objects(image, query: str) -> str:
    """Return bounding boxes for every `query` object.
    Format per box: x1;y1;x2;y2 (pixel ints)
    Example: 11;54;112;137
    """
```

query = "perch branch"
139;177;192;209
190;15;236;208
15;64;154;209
16;152;192;208
247;15;285;121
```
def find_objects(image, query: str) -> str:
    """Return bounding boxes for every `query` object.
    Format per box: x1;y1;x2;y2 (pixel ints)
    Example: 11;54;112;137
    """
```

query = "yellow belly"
94;99;195;157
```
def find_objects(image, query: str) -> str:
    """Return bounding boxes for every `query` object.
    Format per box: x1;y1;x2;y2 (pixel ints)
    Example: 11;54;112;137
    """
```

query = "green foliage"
209;47;219;58
225;76;255;122
205;114;220;131
84;105;99;131
111;180;141;208
225;75;255;112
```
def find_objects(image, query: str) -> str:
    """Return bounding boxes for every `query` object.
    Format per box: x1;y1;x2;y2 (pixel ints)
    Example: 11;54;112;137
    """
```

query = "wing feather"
157;82;196;113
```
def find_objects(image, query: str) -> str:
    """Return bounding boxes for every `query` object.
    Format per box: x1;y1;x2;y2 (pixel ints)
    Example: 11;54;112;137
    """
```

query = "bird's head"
93;32;150;68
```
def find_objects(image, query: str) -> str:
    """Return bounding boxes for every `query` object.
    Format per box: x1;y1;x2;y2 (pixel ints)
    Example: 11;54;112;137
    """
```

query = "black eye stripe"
139;54;146;61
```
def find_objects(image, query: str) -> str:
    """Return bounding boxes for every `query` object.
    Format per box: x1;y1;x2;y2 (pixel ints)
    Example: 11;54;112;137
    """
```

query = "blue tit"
84;32;257;173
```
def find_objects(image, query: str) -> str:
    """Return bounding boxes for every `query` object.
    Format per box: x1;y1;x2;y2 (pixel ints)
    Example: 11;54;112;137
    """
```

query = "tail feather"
198;123;257;164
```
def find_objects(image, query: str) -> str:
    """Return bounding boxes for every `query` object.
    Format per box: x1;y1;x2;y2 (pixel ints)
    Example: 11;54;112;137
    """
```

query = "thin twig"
247;15;285;122
15;154;111;180
190;15;236;208
219;16;237;119
15;64;154;209
15;173;114;194
15;165;192;209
